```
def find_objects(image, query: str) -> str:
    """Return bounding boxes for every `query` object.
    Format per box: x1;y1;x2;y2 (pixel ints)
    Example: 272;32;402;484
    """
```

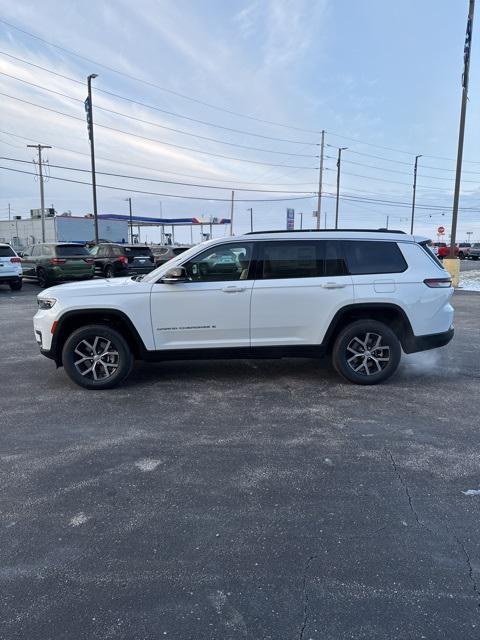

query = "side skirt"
141;344;326;362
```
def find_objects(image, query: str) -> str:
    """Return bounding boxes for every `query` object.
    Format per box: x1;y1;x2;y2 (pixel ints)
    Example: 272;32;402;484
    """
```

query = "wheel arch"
51;308;147;366
323;303;415;354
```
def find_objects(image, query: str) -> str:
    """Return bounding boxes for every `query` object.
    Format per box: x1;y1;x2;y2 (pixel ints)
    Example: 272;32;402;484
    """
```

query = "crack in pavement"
385;448;433;534
386;448;480;610
446;525;480;609
298;554;317;640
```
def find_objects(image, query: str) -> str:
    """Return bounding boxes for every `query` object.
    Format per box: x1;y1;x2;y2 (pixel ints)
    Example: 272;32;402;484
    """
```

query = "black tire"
459;252;465;260
104;264;115;279
9;279;22;291
332;319;401;385
62;324;133;390
37;267;49;288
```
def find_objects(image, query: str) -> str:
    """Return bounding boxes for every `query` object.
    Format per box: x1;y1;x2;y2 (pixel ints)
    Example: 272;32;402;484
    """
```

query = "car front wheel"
104;265;115;278
332;320;401;385
62;325;133;389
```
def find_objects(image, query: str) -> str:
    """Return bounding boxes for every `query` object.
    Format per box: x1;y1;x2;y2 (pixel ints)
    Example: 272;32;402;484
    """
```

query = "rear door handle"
222;286;246;293
322;282;347;289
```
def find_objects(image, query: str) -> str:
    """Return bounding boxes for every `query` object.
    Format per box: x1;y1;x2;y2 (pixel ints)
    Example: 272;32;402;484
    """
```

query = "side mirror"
17;252;24;258
161;266;187;283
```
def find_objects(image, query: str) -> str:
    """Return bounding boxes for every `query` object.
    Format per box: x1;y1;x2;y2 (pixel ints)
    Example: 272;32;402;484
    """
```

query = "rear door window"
343;241;407;274
0;246;15;257
259;241;348;279
260;241;323;279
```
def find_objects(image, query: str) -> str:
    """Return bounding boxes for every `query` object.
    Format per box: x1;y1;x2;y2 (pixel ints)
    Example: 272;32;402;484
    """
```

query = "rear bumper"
0;275;22;283
403;328;454;354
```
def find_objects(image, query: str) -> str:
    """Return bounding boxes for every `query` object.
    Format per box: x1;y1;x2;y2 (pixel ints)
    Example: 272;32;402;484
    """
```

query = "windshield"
142;239;216;282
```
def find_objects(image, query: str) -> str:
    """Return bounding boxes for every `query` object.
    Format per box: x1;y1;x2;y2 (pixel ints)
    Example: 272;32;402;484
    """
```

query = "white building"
0;215;129;250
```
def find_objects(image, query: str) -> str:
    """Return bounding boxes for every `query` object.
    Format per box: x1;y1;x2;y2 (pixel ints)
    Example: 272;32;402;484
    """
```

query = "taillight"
50;258;66;265
84;258;94;264
119;255;128;264
424;278;452;288
10;256;21;263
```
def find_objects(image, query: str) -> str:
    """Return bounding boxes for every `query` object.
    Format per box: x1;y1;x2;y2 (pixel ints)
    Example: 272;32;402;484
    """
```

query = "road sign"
286;208;295;230
438;226;445;234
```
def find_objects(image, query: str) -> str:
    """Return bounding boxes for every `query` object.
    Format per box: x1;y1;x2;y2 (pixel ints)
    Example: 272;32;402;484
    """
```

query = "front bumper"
403;327;454;354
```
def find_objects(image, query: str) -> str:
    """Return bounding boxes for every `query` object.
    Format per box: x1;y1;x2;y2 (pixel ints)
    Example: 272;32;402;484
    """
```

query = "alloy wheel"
345;332;390;376
73;336;120;381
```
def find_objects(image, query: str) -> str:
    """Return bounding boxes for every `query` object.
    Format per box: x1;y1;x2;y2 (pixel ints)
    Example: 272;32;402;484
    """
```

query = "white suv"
33;230;454;389
0;243;23;290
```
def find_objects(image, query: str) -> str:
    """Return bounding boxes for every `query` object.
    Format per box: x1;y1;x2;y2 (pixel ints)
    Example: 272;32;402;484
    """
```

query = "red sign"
437;226;445;234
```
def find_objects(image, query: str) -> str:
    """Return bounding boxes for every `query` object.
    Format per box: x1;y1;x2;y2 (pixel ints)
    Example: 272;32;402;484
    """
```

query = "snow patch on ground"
462;489;480;496
459;269;480;291
69;512;89;527
134;458;162;472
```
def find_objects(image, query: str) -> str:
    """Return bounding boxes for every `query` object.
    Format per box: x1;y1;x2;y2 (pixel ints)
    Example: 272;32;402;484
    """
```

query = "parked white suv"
0;243;23;290
33;230;454;389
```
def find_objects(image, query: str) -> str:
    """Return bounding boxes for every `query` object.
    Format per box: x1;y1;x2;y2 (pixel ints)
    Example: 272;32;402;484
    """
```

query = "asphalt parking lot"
1;282;480;640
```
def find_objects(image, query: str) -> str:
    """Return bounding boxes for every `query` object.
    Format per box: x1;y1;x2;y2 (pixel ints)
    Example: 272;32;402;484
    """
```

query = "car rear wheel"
332;320;401;385
9;279;22;291
37;268;49;288
62;325;133;390
104;265;115;278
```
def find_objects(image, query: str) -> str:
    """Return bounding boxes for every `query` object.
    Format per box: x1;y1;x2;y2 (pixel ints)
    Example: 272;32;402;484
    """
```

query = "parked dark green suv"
21;243;95;287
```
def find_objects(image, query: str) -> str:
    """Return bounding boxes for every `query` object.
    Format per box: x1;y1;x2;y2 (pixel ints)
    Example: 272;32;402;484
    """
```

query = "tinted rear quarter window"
344;241;407;274
0;246;15;257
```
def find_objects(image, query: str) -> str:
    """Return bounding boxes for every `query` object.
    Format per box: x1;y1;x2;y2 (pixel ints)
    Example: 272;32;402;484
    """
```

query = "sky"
1;0;480;243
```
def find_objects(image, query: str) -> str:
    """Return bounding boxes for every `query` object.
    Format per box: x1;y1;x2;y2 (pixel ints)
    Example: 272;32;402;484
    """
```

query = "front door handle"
322;282;347;289
222;286;246;293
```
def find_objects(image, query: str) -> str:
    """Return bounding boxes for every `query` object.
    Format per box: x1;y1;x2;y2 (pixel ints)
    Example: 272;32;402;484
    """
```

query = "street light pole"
230;190;235;236
335;147;347;230
410;154;422;235
316;130;325;229
247;207;253;232
27;143;51;242
125;197;133;242
86;73;99;245
450;0;475;258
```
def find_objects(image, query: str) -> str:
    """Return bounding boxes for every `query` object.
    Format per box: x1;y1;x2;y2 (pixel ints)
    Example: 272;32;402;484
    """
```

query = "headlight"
37;297;57;310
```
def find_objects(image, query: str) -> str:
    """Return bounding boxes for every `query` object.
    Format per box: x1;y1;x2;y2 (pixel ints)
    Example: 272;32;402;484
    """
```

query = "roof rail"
245;228;406;235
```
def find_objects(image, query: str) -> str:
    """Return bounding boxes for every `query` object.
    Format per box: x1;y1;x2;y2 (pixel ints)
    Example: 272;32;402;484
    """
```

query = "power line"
0;164;317;202
0;71;318;158
0;91;319;170
0;50;317;146
0;156;317;194
0;129;319;186
0;18;320;133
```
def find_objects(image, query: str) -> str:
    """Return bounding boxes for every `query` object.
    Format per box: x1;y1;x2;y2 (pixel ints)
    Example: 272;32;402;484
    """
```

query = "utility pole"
410;155;422;235
230;190;235;236
85;73;99;245
316;130;325;229
8;203;11;221
27;143;51;242
247;207;253;232
299;212;303;230
386;215;389;230
125;197;133;243
450;0;475;258
335;147;347;230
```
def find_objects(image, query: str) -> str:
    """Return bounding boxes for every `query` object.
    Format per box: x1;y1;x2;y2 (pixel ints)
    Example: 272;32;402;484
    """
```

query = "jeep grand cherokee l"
33;230;454;389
